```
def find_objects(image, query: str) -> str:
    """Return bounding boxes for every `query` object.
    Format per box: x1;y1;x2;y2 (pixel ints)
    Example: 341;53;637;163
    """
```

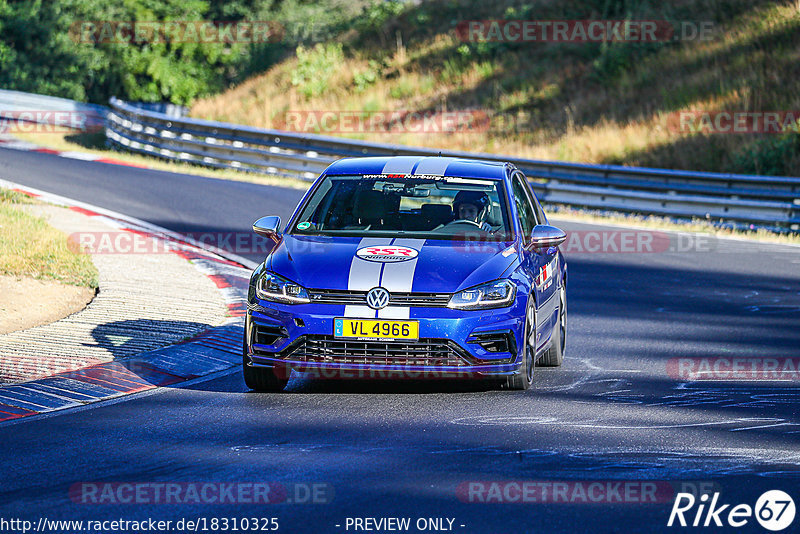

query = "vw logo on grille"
366;287;390;310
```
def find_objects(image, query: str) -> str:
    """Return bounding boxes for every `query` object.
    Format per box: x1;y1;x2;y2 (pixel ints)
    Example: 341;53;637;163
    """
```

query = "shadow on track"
88;319;217;359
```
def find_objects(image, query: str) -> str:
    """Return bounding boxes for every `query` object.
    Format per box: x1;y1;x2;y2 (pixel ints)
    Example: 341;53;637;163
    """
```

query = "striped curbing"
0;135;148;169
0;180;255;424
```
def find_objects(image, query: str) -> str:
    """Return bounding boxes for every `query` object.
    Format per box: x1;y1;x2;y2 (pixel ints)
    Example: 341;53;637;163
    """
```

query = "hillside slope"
191;0;800;176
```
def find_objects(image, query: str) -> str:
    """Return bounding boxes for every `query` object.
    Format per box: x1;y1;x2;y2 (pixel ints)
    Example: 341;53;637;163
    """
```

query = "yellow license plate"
334;318;419;340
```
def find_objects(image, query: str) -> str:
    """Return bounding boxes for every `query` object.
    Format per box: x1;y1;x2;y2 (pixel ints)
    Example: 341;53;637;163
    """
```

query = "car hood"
268;235;518;293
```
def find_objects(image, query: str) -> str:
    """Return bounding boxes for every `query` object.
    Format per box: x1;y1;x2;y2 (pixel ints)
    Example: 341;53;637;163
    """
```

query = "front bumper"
244;297;527;378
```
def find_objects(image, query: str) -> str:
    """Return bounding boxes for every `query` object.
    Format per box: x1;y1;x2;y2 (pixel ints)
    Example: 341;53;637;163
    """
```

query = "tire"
505;299;535;390
242;339;289;392
539;286;566;367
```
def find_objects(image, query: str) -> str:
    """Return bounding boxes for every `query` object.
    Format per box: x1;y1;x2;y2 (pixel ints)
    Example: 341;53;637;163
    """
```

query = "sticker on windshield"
360;174;487;184
356;246;419;263
297;222;312;230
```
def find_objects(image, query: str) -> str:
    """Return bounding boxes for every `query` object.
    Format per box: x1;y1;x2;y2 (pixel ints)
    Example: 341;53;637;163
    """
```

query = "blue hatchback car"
244;156;567;391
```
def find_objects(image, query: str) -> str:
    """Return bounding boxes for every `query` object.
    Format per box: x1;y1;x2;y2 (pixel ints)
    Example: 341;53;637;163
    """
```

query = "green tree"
0;0;100;100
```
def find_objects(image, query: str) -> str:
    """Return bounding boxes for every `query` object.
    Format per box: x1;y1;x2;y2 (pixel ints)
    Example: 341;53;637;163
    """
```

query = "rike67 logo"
668;490;795;531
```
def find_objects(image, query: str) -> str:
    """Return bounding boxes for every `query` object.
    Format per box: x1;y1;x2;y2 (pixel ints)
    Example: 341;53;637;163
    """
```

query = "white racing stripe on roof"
412;157;453;176
345;237;392;318
377;238;425;320
380;156;421;175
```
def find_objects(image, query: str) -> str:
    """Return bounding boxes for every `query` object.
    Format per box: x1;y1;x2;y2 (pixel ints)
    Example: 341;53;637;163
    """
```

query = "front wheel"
505;300;535;390
242;340;288;392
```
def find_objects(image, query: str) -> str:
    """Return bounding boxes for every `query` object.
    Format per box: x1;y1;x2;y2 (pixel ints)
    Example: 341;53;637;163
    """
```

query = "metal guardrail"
0;89;108;131
4;90;798;230
106;97;800;230
0;89;182;129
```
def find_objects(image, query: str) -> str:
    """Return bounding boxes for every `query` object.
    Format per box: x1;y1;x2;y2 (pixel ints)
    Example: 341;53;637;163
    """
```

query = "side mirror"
530;224;566;249
253;216;281;244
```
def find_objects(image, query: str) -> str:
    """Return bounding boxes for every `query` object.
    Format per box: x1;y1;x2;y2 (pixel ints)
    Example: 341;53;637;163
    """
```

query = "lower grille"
276;335;472;367
254;324;288;346
467;330;516;354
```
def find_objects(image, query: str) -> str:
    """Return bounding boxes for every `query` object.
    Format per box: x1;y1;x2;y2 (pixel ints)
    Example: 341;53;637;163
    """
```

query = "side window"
511;174;537;242
519;172;547;224
532;195;547;225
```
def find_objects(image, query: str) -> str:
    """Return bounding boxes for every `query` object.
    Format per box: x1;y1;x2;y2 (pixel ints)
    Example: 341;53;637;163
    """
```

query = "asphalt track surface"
1;147;799;533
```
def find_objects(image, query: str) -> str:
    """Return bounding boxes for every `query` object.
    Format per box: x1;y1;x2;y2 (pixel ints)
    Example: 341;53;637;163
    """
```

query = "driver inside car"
452;190;493;232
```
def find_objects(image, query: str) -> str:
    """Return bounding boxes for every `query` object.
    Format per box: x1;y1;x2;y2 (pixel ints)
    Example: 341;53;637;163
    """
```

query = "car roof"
324;156;511;181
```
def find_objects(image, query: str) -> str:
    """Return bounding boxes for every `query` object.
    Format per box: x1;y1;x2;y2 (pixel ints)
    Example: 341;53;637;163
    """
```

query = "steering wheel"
432;220;493;234
444;219;482;228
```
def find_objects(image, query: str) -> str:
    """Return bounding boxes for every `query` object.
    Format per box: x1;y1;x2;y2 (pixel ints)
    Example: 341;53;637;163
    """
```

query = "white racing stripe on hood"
345;237;392;318
377;238;425;319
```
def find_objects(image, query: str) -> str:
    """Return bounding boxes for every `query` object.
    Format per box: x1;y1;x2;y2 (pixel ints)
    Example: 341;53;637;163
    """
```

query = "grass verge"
0;189;99;287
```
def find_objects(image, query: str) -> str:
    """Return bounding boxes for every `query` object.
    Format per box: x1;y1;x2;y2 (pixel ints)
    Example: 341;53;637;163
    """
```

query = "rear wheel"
505;300;535;390
242;339;289;392
539;286;566;367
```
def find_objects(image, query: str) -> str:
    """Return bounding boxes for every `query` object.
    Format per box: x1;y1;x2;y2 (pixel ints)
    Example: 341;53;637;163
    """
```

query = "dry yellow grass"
192;1;800;176
0;189;99;287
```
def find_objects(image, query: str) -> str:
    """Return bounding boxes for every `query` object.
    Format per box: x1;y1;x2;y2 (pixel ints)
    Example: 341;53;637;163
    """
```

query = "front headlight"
256;272;310;304
448;279;516;309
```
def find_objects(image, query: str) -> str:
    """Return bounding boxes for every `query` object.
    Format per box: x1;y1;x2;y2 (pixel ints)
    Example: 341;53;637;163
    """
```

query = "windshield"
291;174;513;240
